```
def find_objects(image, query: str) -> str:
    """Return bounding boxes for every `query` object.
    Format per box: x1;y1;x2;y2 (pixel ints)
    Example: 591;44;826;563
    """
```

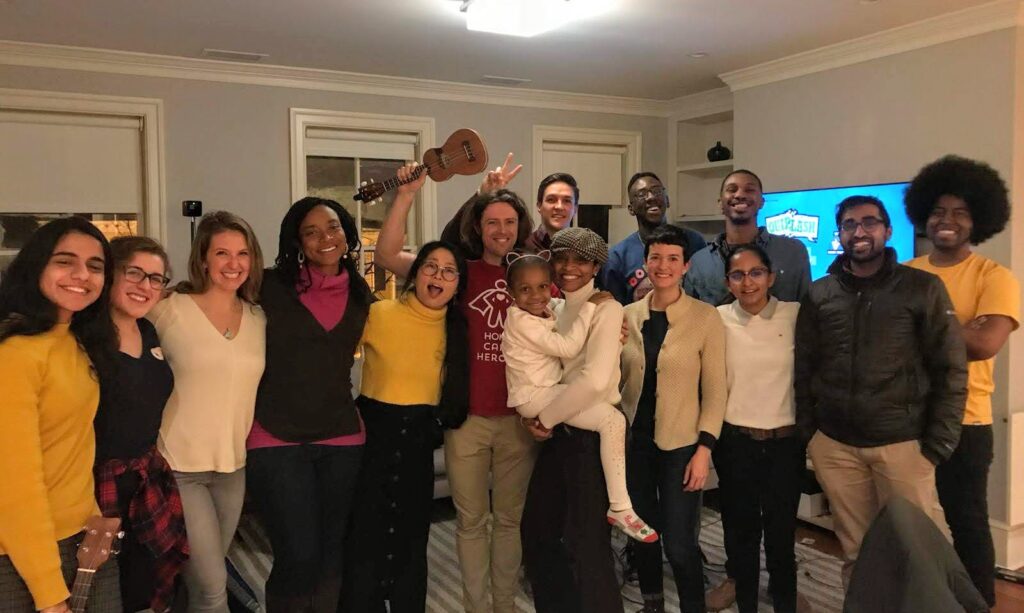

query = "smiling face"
726;249;775;313
537;182;576;234
300;205;347;274
628;176;669;228
509;263;553;317
414;246;460;310
480;201;519;261
645;242;688;290
839;203;891;264
719;172;764;225
926;194;973;253
39;231;106;323
551;251;599;293
204;230;252;294
111;252;167;321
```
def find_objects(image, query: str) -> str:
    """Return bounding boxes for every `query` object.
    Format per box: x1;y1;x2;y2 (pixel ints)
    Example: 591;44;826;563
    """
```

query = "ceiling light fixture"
458;0;617;38
688;52;709;59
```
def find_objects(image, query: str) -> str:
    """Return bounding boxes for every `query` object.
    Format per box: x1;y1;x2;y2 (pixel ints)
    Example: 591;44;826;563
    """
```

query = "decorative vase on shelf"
706;141;732;162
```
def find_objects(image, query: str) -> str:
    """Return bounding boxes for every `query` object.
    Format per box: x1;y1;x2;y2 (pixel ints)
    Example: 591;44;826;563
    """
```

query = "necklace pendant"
223;328;233;339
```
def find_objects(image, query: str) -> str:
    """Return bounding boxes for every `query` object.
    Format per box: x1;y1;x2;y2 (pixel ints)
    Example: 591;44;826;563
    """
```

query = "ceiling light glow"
463;0;616;38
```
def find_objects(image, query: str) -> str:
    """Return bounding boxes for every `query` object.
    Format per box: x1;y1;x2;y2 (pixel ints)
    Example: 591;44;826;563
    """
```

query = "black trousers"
247;442;363;613
712;424;803;613
521;426;624;613
341;398;437;613
936;424;996;607
111;471;157;612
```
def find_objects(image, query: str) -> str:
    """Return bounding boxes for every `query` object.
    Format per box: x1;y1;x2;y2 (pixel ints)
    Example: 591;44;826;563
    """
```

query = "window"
291;110;436;299
0;90;165;274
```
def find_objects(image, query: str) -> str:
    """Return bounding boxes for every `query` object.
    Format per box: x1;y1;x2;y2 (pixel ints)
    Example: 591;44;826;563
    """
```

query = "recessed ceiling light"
688;52;709;59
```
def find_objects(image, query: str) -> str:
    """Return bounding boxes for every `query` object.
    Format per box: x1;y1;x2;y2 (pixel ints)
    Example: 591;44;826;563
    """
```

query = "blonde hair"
175;211;264;303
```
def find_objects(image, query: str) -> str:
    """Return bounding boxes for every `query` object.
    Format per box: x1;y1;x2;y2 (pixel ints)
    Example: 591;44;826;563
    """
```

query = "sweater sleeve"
509;303;595;359
0;341;69;610
537;300;623;428
696;308;728;446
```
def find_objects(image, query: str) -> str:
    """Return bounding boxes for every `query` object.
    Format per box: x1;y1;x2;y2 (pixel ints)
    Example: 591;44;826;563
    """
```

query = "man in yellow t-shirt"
905;155;1020;607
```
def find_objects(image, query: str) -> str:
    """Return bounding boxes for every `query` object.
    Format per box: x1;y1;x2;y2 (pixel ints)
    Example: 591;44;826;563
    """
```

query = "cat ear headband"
504;250;551;266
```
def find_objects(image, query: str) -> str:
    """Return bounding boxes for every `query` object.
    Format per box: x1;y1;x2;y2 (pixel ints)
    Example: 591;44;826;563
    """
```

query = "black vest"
255;268;370;442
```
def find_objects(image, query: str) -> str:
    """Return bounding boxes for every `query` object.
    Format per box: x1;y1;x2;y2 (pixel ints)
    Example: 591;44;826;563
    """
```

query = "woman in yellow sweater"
0;217;121;613
341;241;468;613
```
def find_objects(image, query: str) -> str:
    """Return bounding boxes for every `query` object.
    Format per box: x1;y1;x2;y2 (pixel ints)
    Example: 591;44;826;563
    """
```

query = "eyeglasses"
726;267;770;283
123;265;170;289
839;217;885;233
630;185;666;202
420;262;459;282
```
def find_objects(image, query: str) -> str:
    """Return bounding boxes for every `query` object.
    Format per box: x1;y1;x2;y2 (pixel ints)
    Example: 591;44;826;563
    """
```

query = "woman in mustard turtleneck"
341;241;468;613
0;217;120;613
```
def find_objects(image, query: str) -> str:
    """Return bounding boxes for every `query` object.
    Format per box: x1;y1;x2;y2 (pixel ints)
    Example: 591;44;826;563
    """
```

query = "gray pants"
174;469;246;613
0;532;121;612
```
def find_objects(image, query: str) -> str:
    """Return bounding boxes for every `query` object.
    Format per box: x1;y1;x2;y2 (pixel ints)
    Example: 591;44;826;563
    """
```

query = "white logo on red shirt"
469;279;512;329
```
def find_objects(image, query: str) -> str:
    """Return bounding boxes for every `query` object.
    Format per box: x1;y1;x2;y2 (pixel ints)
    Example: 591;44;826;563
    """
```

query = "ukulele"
353;128;488;204
68;517;122;613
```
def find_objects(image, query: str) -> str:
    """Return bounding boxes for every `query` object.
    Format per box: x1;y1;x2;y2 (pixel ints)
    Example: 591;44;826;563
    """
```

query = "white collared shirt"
717;297;800;429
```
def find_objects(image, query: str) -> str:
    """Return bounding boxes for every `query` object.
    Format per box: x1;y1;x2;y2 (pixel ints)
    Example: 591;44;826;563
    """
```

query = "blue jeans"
627;435;705;613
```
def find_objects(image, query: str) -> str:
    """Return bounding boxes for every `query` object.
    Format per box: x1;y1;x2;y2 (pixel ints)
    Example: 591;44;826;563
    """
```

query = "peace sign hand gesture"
478;152;523;194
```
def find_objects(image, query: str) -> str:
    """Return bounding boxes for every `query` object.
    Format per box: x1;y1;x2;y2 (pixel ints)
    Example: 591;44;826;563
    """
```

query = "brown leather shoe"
704;578;736;611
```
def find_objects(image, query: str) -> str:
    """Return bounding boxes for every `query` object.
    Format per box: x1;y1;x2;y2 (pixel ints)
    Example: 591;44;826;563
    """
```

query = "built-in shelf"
676;160;734;177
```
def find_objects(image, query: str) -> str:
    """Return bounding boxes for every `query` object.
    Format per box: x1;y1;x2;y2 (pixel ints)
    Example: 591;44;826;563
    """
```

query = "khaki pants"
444;415;538;613
808;431;937;588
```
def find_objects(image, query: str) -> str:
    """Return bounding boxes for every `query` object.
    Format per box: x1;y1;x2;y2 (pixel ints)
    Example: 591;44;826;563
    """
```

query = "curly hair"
904;155;1010;244
458;190;533;260
273;197;363;297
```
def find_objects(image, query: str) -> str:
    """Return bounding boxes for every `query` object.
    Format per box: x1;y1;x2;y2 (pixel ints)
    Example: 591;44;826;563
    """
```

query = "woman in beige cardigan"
620;225;727;613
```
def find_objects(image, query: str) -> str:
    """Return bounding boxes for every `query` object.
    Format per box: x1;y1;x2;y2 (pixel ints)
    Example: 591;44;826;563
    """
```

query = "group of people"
0;149;1017;613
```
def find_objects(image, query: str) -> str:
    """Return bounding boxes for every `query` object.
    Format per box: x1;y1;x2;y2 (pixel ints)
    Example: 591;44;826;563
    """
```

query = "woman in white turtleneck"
521;227;627;613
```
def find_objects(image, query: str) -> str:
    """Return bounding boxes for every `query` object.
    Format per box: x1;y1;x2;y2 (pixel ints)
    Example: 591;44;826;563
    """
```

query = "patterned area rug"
227;507;845;612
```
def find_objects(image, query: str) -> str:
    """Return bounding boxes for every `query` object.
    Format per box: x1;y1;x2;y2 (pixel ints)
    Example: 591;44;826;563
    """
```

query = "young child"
501;252;657;543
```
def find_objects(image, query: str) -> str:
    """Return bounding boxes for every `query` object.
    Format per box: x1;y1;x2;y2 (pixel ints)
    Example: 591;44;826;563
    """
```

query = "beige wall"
733;27;1024;564
0;63;666;275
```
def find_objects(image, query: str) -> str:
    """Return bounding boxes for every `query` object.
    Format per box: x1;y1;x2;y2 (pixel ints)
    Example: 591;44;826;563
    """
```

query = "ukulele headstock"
76;516;122;571
353;178;386;205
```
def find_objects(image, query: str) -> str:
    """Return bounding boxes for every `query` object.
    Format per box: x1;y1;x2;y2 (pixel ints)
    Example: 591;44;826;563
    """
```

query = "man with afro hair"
905;154;1020;607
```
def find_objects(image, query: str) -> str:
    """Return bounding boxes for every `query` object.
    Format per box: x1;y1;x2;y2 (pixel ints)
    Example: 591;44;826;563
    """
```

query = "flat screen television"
758;181;915;281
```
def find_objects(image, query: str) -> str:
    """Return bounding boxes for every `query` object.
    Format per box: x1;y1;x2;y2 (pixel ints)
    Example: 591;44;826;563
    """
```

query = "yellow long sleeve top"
360;295;446;406
0;324;101;610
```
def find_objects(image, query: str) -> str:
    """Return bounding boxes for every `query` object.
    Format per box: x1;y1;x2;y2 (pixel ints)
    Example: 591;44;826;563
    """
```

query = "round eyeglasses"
420;262;459;282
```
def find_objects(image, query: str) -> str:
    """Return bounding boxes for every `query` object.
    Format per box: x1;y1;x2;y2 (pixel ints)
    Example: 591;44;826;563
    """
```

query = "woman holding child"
519;227;629;613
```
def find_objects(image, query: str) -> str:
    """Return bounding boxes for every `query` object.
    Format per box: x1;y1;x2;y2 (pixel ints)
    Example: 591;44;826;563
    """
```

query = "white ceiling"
0;0;1000;100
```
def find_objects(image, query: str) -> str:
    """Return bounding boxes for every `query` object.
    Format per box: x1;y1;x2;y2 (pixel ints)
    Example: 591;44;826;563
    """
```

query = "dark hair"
458;190;533;260
110;236;172;280
273;197;365;298
176;211;264;303
505;254;552;287
725;243;773;274
835;195;890;229
643;224;693;262
627;171;662;194
0;216;118;376
537;173;579;206
719;169;764;195
904;155;1010;244
402;241;470;429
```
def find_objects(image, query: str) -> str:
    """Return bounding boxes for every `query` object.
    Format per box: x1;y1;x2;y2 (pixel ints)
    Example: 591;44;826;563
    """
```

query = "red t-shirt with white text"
461;259;514;417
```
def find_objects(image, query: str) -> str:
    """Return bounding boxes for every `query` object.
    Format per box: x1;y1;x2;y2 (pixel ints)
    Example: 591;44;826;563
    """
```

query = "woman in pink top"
247;197;372;612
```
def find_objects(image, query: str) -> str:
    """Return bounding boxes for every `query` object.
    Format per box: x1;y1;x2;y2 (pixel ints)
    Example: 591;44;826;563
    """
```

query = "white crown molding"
0;40;675;118
666;87;733;120
720;0;1024;92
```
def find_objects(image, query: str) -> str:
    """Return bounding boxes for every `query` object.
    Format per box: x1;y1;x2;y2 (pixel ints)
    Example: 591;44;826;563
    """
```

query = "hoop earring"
297;251;305;265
